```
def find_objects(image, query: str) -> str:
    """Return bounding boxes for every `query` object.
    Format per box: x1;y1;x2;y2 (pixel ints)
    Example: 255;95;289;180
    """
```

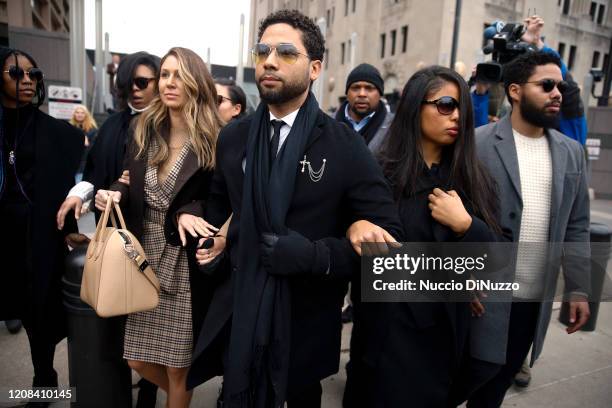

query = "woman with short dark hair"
214;77;247;123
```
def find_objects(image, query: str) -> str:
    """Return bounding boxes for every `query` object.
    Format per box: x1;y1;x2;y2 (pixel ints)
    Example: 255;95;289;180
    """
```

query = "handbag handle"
92;195;128;243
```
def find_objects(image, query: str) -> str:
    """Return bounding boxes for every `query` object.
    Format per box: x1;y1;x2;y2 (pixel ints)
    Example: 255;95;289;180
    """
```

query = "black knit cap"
345;63;384;95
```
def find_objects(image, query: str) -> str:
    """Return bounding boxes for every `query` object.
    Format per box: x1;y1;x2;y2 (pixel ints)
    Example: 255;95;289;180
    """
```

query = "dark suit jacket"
110;142;215;342
184;110;403;392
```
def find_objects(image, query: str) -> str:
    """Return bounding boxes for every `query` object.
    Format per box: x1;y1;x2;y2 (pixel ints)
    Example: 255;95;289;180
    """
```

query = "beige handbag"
80;196;160;317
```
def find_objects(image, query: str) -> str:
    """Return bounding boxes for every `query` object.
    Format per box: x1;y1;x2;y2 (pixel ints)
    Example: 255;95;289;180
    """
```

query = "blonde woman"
94;47;223;407
69;104;97;147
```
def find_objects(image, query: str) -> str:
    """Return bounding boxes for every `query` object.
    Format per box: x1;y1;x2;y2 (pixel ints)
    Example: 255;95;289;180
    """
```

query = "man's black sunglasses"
4;66;44;82
524;79;569;93
133;77;155;90
422;96;460;115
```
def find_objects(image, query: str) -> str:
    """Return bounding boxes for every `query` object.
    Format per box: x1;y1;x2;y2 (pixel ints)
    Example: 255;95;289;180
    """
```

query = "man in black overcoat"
179;9;402;408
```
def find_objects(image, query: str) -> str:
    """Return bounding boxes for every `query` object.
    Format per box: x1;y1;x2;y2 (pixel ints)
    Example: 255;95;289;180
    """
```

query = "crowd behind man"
0;8;594;408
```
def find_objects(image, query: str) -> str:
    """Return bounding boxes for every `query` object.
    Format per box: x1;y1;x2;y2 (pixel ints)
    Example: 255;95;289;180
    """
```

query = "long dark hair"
380;65;501;233
0;47;46;107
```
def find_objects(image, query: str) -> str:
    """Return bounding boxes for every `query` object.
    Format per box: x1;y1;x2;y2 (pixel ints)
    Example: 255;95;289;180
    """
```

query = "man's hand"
566;297;590;334
260;230;326;277
176;213;219;247
521;15;545;49
346;220;399;256
57;196;84;230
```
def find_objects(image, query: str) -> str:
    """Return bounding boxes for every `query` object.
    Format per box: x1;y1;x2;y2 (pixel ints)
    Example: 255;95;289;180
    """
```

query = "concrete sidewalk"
1;201;611;407
1;304;611;407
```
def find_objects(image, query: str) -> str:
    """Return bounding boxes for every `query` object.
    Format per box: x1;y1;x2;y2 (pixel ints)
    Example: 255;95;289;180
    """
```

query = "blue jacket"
472;46;587;145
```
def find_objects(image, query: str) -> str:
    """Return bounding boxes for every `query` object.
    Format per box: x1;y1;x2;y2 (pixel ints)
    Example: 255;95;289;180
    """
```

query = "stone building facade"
249;0;612;110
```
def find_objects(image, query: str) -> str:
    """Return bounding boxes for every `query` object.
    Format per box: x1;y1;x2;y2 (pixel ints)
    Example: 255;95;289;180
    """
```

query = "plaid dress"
123;143;193;368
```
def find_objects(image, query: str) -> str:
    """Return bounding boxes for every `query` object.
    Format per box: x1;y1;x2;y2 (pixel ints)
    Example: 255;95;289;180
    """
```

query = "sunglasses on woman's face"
4;66;44;82
216;95;233;106
524;79;569;93
133;77;155;90
251;43;309;65
422;96;460;115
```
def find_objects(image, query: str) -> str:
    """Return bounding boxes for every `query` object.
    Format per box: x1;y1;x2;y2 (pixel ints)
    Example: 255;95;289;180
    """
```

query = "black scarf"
225;93;320;407
335;100;387;145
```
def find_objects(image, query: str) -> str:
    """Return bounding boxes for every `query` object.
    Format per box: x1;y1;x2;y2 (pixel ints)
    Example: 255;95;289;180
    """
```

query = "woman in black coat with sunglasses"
343;66;510;407
0;47;83;396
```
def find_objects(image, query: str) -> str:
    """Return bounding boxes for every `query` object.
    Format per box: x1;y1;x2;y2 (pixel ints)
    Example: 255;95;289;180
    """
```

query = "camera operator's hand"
521;15;545;49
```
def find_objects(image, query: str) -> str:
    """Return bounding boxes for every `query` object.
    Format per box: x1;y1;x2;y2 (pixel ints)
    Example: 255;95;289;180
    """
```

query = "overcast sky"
84;0;252;66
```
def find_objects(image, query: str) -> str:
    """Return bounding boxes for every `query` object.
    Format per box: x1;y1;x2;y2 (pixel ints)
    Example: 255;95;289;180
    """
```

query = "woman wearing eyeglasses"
215;77;247;123
343;66;508;407
0;47;83;399
95;47;223;408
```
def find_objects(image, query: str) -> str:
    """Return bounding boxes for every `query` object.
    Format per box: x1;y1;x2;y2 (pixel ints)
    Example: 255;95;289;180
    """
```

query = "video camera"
473;21;538;83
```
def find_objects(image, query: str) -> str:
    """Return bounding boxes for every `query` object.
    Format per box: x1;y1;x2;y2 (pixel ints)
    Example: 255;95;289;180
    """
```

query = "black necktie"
270;120;284;163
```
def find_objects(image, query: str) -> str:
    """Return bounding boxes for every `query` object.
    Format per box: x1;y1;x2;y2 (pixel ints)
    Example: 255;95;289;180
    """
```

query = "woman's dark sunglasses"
524;79;569;93
422;96;460;115
216;95;233;106
251;43;309;65
133;77;155;90
4;66;44;82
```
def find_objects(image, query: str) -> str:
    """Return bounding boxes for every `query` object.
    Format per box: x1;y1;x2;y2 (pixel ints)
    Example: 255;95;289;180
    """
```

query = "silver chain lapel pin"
300;155;326;183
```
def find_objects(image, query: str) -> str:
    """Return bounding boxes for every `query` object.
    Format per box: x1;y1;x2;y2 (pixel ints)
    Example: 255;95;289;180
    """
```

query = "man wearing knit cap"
335;63;393;153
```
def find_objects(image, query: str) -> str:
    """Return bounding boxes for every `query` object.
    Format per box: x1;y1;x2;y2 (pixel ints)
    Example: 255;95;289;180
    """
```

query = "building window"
345;0;349;16
558;42;566;59
401;25;408;53
562;0;571;15
568;45;577;71
590;2;597;20
380;33;386;59
592;51;601;68
597;4;606;24
391;29;397;56
341;42;346;65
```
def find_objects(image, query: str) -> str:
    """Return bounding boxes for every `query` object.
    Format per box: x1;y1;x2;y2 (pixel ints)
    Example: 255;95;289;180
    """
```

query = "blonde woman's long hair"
133;47;222;169
69;104;98;132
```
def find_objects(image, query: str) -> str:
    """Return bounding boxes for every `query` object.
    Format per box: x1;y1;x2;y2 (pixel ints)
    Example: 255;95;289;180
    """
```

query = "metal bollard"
63;247;132;407
559;222;612;331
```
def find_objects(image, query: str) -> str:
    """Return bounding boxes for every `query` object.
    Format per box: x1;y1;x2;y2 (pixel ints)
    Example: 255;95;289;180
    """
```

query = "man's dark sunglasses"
251;43;309;65
133;77;155;90
422;96;460;115
524;79;569;93
4;66;44;82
